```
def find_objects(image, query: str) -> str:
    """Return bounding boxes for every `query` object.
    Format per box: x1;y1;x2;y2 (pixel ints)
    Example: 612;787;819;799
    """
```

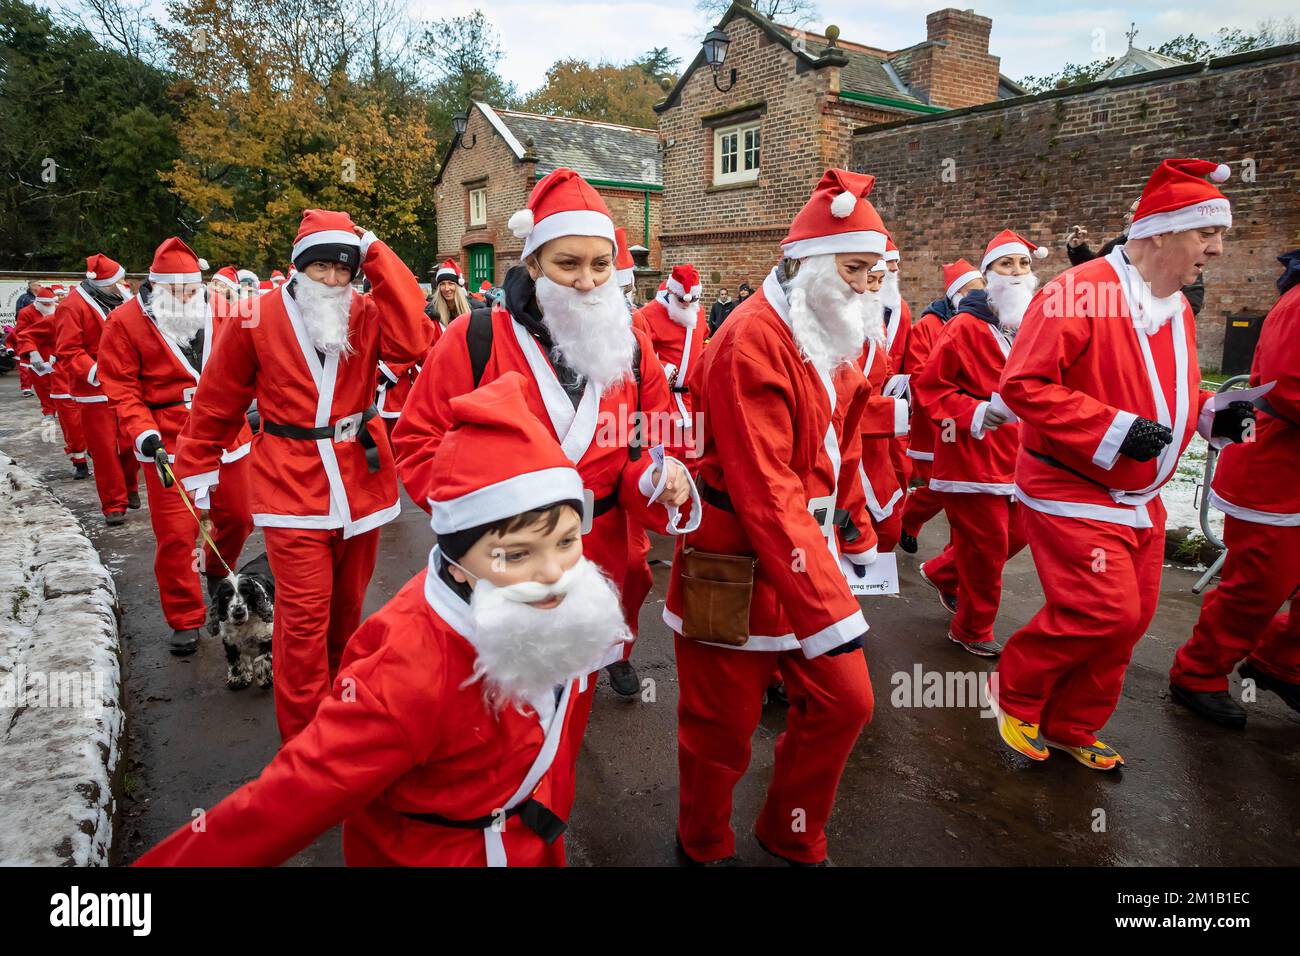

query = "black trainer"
1169;683;1247;729
126;490;142;510
755;833;832;867
105;511;126;527
73;461;89;480
918;565;957;613
606;660;640;697
899;532;919;554
765;681;789;706
675;835;739;867
1239;662;1300;715
169;628;199;656
949;632;1003;658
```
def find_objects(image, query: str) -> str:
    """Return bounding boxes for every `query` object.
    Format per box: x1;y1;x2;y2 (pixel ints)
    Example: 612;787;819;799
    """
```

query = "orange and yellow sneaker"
984;676;1048;761
1045;738;1125;771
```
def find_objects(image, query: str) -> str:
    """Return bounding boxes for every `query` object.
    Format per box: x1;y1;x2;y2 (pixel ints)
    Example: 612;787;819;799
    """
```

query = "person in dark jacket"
707;287;734;335
14;280;39;316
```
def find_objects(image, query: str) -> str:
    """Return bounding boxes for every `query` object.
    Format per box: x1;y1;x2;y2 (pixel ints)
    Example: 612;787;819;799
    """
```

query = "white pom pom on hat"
508;208;535;239
197;257;209;271
829;190;857;219
1033;246;1049;259
1210;163;1231;183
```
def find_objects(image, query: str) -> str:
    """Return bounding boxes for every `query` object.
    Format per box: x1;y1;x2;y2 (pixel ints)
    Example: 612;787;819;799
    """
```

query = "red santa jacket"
1000;248;1212;529
134;563;590;867
54;284;120;403
12;304;43;375
902;302;951;462
1211;270;1300;523
663;269;873;656
633;292;706;426
393;290;694;596
885;298;911;374
856;335;910;530
171;240;433;538
914;296;1020;494
13;302;72;398
98;292;252;464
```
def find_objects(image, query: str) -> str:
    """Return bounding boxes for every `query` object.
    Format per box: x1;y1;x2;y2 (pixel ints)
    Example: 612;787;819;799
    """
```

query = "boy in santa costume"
135;373;638;867
171;210;434;742
1169;248;1300;727
665;169;882;866
898;260;984;554
393;169;698;705
993;158;1254;769
914;233;1042;656
98;239;255;656
54;253;141;523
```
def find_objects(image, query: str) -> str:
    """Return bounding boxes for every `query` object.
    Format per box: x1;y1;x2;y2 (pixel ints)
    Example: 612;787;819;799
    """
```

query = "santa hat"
427;372;585;535
291;209;361;275
434;258;465;286
870;260;887;274
1128;158;1232;240
85;253;125;287
236;268;259;286
508;168;615;260
614;227;635;287
271;269;287;286
211;266;240;291
666;264;702;302
781;169;889;259
883;237;901;263
33;286;56;306
479;280;491;292
943;260;983;301
148;237;204;284
980;229;1049;273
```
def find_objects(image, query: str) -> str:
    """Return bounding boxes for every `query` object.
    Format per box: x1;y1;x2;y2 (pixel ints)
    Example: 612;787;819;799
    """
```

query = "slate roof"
483;105;662;187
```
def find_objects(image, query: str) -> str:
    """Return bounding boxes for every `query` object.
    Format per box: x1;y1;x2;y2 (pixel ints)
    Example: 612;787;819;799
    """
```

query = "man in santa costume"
171;210;434;742
136;373;638;867
665;169;882;866
12;288;58;417
1169;248;1300;727
54;253;141;523
14;287;88;480
898;259;985;553
913;232;1041;655
879;238;914;496
993;158;1254;769
98;239;255;656
634;262;705;450
393;168;697;704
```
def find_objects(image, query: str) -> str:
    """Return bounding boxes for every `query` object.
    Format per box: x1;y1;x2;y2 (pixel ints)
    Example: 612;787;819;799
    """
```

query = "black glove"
1119;416;1173;462
140;434;165;458
1211;400;1256;443
246;405;261;432
826;635;865;657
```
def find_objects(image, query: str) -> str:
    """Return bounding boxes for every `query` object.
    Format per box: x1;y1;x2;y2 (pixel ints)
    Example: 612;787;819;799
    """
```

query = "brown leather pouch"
679;546;756;647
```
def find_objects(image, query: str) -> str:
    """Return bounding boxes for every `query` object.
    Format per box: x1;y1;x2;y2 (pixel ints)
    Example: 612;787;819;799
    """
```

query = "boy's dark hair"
437;500;584;599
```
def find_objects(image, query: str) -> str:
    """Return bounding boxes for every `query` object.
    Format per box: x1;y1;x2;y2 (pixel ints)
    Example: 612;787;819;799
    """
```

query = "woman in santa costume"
993;158;1254;769
1169;248;1300;727
428;257;471;328
54;253;142;524
913;232;1041;655
898;260;984;554
13;286;88;478
393;168;698;706
98;238;255;656
665;169;882;866
171;210;434;743
136;373;642;867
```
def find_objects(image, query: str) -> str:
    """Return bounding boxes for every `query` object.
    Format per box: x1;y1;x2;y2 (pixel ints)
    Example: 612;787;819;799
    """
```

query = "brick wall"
850;49;1300;367
908;9;1001;109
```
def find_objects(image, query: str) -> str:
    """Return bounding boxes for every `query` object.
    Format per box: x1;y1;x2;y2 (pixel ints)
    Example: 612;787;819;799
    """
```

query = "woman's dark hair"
437;500;584;600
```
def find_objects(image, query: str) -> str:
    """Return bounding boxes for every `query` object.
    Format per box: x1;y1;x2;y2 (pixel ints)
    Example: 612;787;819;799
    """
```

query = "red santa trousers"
1171;516;1300;692
900;460;945;538
19;364;34;391
621;515;654;652
31;374;55;415
53;397;87;463
871;506;903;554
675;636;874;864
920;494;1026;645
263;525;381;743
995;500;1165;747
80;402;139;514
141;456;254;631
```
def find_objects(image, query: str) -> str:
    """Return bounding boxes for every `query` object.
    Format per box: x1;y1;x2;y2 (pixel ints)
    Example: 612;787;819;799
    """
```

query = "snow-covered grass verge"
1160;434;1225;565
0;451;122;865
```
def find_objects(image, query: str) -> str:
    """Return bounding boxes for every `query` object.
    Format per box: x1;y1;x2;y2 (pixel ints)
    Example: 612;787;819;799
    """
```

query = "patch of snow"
1160;434;1224;544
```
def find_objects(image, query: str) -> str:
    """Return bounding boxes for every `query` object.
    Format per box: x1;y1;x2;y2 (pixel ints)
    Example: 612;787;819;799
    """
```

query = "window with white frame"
713;121;760;186
469;186;487;227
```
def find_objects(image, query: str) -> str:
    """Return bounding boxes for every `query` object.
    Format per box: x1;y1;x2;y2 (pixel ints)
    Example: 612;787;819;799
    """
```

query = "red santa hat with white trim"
883;237;901;263
509;168;615;260
33;285;56;306
781;169;889;259
291;209;363;276
85;253;125;288
1128;158;1232;240
665;264;702;302
211;266;240;291
148;238;205;285
434;258;465;287
980;229;1049;273
943;259;983;302
427;371;585;536
614;227;635;287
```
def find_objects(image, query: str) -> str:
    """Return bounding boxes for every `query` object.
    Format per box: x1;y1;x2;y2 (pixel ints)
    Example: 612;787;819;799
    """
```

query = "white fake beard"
663;292;700;328
151;285;208;342
465;557;633;714
1127;281;1184;335
786;254;867;375
861;289;886;347
293;272;354;356
35;303;55;316
535;274;637;393
880;269;902;313
985;271;1039;332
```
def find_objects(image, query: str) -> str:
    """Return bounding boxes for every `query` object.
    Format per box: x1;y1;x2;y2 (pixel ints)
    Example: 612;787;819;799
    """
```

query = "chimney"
908;8;1001;109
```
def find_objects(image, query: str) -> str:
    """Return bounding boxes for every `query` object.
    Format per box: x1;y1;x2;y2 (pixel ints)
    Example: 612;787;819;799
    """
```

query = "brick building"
654;2;1022;296
433;102;662;295
850;43;1300;367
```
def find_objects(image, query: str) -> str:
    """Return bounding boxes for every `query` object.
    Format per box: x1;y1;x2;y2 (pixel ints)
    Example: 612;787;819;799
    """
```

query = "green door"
467;244;494;289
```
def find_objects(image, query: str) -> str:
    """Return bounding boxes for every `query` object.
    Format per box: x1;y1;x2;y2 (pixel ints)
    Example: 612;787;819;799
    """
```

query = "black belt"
1256;396;1298;428
592;488;618;518
670;385;690;394
700;481;860;544
147;399;188;411
261;405;381;472
1028;448;1109;489
401;797;566;845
